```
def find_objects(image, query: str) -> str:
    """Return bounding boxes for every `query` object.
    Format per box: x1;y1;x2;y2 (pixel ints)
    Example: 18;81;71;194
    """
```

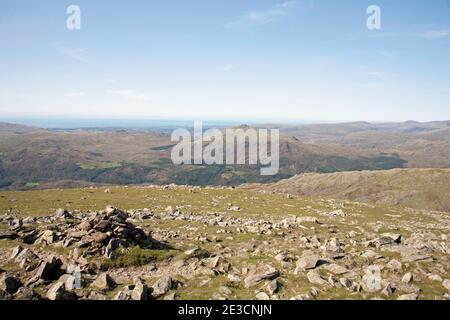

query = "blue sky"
1;0;450;122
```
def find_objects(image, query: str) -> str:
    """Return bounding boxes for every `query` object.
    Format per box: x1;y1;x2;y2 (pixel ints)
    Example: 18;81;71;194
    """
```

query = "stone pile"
2;206;158;258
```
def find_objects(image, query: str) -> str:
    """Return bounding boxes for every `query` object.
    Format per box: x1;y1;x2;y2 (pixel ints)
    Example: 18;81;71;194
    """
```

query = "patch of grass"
176;275;256;300
1;261;22;272
416;281;448;300
149;144;176;151
24;182;40;188
102;247;176;269
77;162;122;170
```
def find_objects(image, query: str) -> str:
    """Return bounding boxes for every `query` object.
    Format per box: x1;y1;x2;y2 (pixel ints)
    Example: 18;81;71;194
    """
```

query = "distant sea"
0;117;317;132
2;117;253;130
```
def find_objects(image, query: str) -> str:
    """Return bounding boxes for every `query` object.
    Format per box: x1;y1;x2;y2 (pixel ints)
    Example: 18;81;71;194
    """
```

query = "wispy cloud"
217;64;233;72
225;1;297;29
367;71;384;77
378;50;396;59
56;46;90;63
421;29;450;39
110;89;154;101
65;92;85;99
363;83;383;90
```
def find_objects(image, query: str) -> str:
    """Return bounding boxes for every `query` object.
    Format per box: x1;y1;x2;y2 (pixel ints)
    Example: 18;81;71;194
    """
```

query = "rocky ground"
0;185;449;300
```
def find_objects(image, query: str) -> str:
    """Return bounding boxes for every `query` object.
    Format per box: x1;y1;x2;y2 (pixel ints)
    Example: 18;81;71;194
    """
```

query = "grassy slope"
0;127;407;189
243;168;450;212
0;186;449;300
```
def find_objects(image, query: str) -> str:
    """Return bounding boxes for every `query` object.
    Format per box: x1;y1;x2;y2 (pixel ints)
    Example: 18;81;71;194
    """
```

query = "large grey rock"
367;234;401;248
152;275;174;297
14;287;39;300
58;274;79;292
255;292;270;300
131;278;149;300
324;264;348;275
46;281;72;300
398;247;432;263
0;273;22;294
77;221;92;232
0;289;12;300
381;233;402;243
339;277;352;289
244;270;280;288
55;208;74;219
105;238;121;259
397;293;418;300
306;270;330;287
20;229;39;244
9;246;23;260
36;256;63;280
87;292;109;300
442;279;450;291
93;220;111;232
91;273;116;291
401;272;413;284
0;231;18;240
14;248;39;270
361;250;383;260
295;254;321;272
267;279;278;295
39;230;55;245
113;291;131;300
387;259;402;271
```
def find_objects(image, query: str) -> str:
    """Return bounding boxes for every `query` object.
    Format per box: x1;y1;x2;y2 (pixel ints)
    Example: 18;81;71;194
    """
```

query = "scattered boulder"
46;281;73;300
15;248;39;271
306;270;330;287
364;233;402;248
0;273;22;294
152;275;175;298
39;230;55;245
9;246;23;260
324;264;348;275
442;279;450;291
77;221;92;232
244;269;280;288
339;277;352;289
361;250;383;260
401;272;413;284
14;287;39;300
219;286;232;296
87;292;109;300
267;279;278;295
58;274;79;292
328;210;347;217
91;273;116;291
0;289;12;301
105;238;127;259
131;278;149;300
397;293;418;300
35;256;63;281
184;247;210;259
55;208;74;219
0;230;18;240
427;274;442;282
113;291;131;300
387;259;402;271
255;292;270;300
295;254;321;272
398;247;432;263
381;283;395;297
164;292;177;300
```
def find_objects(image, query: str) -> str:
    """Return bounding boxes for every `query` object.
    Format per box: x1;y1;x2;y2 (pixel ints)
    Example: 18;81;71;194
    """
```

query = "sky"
0;0;450;123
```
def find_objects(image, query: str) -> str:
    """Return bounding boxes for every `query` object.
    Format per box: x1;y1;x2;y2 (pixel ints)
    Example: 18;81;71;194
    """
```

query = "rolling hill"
243;168;450;212
0;122;416;190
